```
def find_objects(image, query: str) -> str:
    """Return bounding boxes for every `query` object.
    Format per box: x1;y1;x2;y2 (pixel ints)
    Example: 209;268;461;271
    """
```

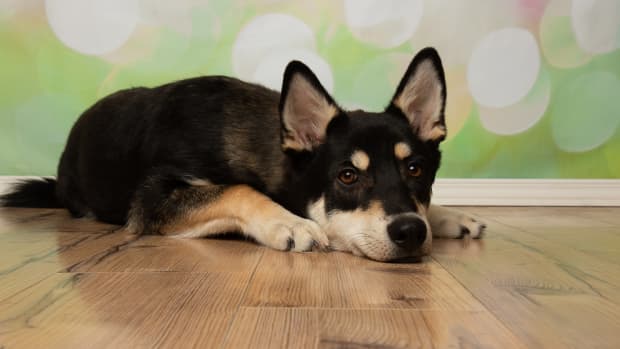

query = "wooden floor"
0;207;619;348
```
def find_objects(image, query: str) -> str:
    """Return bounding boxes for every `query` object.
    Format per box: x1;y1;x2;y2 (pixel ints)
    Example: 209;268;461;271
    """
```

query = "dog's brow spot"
394;142;412;160
351;150;370;171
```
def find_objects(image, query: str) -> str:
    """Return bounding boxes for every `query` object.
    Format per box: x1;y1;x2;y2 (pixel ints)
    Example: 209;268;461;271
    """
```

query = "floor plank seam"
219;249;265;349
235;305;492;311
430;255;526;345
486;223;617;302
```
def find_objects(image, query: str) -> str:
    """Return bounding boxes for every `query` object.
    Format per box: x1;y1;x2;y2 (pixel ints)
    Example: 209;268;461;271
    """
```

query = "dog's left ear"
279;61;340;152
388;47;447;143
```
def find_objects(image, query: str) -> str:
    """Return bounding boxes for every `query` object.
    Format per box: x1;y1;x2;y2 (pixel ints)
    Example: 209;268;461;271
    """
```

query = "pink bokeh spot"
518;0;549;22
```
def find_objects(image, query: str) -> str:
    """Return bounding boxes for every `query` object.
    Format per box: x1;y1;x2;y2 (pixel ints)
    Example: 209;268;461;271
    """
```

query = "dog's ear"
388;47;447;143
279;61;340;152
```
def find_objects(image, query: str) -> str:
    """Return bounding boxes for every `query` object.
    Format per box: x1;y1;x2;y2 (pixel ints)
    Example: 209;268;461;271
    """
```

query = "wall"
0;0;619;178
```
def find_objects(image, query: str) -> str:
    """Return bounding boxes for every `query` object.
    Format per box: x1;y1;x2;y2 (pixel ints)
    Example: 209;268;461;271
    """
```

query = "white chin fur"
308;197;431;261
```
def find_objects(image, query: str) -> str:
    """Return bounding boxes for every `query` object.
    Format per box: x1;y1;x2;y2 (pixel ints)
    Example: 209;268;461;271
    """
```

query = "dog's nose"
387;217;426;251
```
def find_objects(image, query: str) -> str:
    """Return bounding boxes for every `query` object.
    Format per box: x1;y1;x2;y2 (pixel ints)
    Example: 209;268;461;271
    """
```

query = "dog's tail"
0;178;62;208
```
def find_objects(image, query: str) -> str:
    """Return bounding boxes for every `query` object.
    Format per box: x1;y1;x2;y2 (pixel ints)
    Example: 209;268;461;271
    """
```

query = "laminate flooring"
0;207;619;348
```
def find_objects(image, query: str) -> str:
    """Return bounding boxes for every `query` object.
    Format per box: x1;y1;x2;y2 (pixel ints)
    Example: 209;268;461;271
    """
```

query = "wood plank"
0;229;134;302
0;272;252;349
68;235;264;273
432;219;620;348
2;206;620;348
242;249;484;310
0;208;119;235
224;307;526;349
454;206;616;229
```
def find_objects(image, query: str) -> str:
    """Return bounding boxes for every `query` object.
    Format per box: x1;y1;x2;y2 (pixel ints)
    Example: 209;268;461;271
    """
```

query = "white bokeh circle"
571;0;620;54
252;49;334;92
344;0;423;49
232;13;315;80
539;0;592;69
45;0;139;56
411;0;520;66
139;0;195;36
467;28;541;108
478;69;551;135
551;71;620;153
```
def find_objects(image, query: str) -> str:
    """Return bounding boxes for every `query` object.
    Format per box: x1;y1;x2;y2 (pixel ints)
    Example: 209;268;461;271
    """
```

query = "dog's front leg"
427;204;486;239
128;180;328;252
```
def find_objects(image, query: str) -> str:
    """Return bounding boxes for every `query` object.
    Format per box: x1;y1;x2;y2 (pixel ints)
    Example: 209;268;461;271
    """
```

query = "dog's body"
1;48;484;261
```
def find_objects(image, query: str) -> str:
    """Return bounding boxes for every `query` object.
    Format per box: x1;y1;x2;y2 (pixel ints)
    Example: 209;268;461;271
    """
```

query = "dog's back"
6;76;286;224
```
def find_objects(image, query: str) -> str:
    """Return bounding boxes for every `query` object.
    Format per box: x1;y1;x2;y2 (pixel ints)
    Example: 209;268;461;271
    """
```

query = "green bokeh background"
1;1;619;178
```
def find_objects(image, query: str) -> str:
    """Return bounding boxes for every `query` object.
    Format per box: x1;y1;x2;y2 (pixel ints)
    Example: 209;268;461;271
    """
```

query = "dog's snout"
387;217;426;251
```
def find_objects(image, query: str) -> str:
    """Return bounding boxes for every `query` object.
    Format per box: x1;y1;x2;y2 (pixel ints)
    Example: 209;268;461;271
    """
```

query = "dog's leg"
127;178;328;252
427;204;486;239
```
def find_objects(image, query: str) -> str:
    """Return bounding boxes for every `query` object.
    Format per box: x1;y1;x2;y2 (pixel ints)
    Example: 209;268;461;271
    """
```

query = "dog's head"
279;48;446;262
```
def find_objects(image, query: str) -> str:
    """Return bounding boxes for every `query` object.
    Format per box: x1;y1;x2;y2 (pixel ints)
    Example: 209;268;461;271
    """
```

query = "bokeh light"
45;0;139;56
344;0;423;49
571;0;620;54
551;71;620;153
467;27;541;108
252;48;334;92
232;13;316;81
478;68;550;135
540;0;592;68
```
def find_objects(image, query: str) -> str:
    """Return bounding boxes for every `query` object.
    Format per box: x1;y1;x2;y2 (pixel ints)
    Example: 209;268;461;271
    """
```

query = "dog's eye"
338;168;358;185
407;162;422;177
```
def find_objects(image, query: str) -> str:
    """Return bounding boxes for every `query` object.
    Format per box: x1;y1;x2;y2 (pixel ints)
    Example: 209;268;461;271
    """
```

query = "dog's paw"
255;215;329;252
428;205;486;239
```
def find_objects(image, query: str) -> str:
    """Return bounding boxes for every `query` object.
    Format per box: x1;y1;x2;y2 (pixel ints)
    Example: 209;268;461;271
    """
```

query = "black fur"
319;111;441;215
1;178;60;208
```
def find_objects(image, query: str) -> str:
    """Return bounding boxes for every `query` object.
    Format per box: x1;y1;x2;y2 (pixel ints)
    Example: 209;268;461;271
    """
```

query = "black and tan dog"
1;48;484;261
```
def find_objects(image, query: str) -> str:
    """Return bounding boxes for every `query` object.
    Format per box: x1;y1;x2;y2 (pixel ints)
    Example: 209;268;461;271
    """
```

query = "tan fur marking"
394;142;412;160
159;185;329;251
172;218;243;238
160;185;286;236
351;150;370;171
424;125;446;142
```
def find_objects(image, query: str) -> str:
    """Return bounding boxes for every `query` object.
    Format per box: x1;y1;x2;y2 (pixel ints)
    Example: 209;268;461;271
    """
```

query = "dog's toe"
472;222;487;239
465;219;486;239
430;206;487;239
458;226;470;239
261;217;325;252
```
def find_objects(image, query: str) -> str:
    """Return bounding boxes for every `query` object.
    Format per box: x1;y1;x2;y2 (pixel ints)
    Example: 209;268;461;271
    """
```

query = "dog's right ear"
279;61;340;152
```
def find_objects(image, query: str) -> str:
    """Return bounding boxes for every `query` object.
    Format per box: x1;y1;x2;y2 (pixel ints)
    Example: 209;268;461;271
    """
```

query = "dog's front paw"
254;215;329;252
428;205;486;239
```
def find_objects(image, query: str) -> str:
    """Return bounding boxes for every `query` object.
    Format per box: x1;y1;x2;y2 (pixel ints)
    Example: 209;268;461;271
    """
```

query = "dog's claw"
458;226;470;239
286;237;295;251
312;239;330;252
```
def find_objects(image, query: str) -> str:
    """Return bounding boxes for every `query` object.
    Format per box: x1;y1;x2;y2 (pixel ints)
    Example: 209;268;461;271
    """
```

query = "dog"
1;47;484;261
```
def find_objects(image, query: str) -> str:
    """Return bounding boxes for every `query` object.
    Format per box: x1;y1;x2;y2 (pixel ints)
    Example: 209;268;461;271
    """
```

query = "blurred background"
0;0;618;178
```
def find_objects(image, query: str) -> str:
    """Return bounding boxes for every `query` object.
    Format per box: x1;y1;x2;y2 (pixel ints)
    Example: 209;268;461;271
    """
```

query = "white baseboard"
433;179;620;206
1;176;619;207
